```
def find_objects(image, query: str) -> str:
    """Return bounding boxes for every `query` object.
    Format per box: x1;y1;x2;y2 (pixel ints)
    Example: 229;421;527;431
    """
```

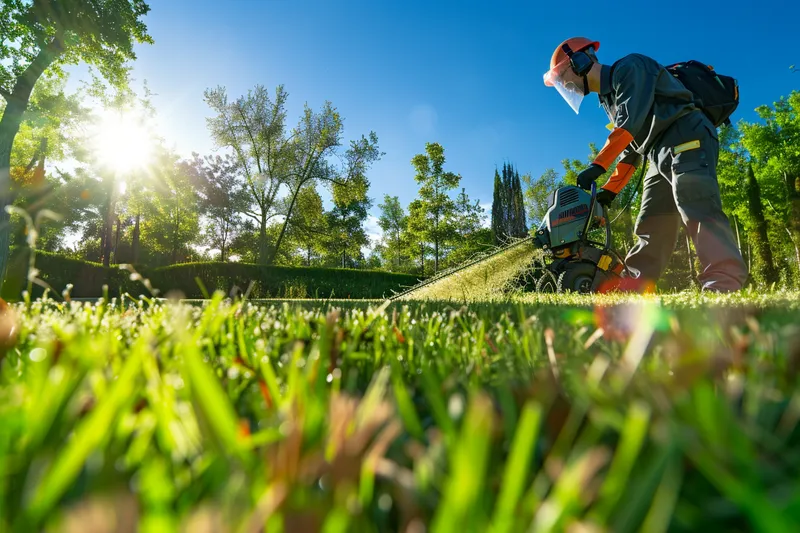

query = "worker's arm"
601;150;644;194
592;55;657;173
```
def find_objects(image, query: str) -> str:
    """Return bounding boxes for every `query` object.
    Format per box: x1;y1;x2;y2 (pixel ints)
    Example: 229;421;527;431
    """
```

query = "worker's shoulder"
613;53;661;72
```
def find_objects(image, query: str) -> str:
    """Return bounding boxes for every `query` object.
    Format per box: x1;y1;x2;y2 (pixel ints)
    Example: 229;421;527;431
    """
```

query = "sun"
91;110;154;174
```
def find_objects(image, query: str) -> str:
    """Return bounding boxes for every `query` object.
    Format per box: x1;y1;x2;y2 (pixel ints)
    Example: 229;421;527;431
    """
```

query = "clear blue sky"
69;0;800;231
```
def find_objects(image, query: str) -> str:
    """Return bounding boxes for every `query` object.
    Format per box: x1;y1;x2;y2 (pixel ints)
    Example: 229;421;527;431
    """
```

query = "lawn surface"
1;291;800;532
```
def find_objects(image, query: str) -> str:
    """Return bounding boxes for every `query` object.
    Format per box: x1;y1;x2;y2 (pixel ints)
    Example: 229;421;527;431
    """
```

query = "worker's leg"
624;162;682;286
665;112;748;292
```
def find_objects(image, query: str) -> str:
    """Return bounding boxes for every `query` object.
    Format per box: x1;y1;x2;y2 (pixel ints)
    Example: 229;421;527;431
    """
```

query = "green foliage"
187;153;249;262
446;188;490;267
0;1;152;95
149;262;419;299
2;248;422;301
1;247;136;300
203;85;381;265
1;295;800;530
410;142;461;272
323;178;373;269
491;162;527;245
377;194;408;270
286;184;327;266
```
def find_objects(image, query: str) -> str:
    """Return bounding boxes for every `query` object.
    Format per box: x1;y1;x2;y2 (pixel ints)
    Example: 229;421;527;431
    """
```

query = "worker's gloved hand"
596;188;617;207
576;163;605;190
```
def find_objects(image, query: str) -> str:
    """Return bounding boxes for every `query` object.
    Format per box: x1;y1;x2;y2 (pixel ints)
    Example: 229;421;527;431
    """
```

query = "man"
543;37;748;292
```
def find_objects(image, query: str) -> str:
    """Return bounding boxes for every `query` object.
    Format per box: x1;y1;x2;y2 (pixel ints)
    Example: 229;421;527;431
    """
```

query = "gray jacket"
598;53;699;168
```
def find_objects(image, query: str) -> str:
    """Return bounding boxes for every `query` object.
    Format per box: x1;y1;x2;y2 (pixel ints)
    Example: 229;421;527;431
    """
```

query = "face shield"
543;60;585;114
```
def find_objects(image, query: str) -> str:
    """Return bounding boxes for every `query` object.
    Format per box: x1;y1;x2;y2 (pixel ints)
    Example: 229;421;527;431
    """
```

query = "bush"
1;247;140;300
148;261;423;299
1;251;424;300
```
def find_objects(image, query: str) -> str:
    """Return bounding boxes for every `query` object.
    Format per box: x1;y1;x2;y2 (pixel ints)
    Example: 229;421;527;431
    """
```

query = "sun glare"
92;111;154;174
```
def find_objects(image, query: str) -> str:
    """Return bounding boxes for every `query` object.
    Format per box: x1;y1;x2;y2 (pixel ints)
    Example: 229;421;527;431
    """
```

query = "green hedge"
1;250;423;300
148;262;422;299
1;248;139;300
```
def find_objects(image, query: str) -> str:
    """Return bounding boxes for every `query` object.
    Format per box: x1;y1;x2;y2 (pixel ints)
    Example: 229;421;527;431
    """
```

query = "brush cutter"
526;182;629;293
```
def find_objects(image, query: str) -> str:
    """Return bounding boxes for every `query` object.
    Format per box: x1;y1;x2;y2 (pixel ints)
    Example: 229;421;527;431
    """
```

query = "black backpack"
665;60;740;127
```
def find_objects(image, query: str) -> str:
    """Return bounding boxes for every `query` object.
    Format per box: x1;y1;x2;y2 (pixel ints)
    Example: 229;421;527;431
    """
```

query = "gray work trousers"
625;110;748;292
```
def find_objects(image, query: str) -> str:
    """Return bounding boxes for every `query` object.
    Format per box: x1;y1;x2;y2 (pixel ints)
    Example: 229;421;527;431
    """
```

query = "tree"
286;184;327;266
323;179;372;269
405;199;429;275
447;187;490;266
0;0;152;290
746;163;780;285
410;142;460;272
740;91;800;282
522;168;563;228
204;85;288;264
205;85;382;265
511;168;528;237
186;153;248;262
4;75;89;251
491;169;505;245
139;149;200;265
491;162;527;244
378;195;407;270
270;111;381;264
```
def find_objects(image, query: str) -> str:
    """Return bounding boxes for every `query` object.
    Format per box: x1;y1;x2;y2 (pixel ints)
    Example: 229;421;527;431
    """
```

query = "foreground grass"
1;293;800;532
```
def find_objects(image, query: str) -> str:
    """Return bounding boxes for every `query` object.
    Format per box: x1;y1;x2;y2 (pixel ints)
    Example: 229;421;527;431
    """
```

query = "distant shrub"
1;250;423;300
2;248;141;300
148;262;423;299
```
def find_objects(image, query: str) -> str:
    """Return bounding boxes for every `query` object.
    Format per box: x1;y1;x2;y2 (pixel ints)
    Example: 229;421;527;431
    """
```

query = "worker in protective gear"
543;37;748;292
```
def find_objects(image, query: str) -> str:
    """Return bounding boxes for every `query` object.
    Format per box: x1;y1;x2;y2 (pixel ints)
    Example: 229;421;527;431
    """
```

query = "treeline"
4;74;521;278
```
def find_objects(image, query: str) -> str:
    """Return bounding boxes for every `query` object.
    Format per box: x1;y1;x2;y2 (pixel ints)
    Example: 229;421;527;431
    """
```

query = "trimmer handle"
583;181;612;251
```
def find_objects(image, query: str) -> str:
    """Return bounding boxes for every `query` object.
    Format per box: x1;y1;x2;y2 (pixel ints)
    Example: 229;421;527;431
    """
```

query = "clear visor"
543;67;585;115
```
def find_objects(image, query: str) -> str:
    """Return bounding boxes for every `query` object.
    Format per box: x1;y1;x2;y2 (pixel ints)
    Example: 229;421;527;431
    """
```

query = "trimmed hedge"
148;262;423;299
1;250;423;300
2;248;139;300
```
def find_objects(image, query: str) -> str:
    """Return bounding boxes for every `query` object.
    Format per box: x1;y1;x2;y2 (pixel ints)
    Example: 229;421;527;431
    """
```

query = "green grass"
2;292;800;532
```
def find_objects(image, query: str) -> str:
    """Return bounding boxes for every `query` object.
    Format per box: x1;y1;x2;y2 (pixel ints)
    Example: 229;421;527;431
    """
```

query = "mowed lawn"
1;291;800;532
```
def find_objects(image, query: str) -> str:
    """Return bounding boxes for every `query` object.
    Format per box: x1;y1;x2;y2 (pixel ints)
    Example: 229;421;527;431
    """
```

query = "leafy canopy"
0;0;152;95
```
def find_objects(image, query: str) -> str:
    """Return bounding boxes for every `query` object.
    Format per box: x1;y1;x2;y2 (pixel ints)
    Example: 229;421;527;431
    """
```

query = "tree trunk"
171;207;181;264
786;172;800;266
220;230;227;262
102;183;116;268
132;211;141;264
0;39;62;292
420;242;424;275
258;212;268;264
434;226;439;273
270;183;303;265
113;217;122;263
747;164;779;285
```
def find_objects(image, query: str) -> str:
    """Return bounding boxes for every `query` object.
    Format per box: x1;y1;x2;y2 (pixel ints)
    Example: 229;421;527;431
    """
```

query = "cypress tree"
747;164;779;285
513;168;528;237
491;169;505;245
502;163;513;238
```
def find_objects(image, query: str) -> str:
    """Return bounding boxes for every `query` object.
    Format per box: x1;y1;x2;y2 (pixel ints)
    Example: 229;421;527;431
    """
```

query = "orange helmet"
544;37;600;87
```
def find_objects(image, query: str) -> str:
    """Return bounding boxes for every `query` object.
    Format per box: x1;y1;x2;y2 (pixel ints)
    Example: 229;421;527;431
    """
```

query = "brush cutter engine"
528;183;627;293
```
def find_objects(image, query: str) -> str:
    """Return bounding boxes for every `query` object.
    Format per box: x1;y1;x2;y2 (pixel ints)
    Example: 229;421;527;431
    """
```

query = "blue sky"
67;0;800;237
